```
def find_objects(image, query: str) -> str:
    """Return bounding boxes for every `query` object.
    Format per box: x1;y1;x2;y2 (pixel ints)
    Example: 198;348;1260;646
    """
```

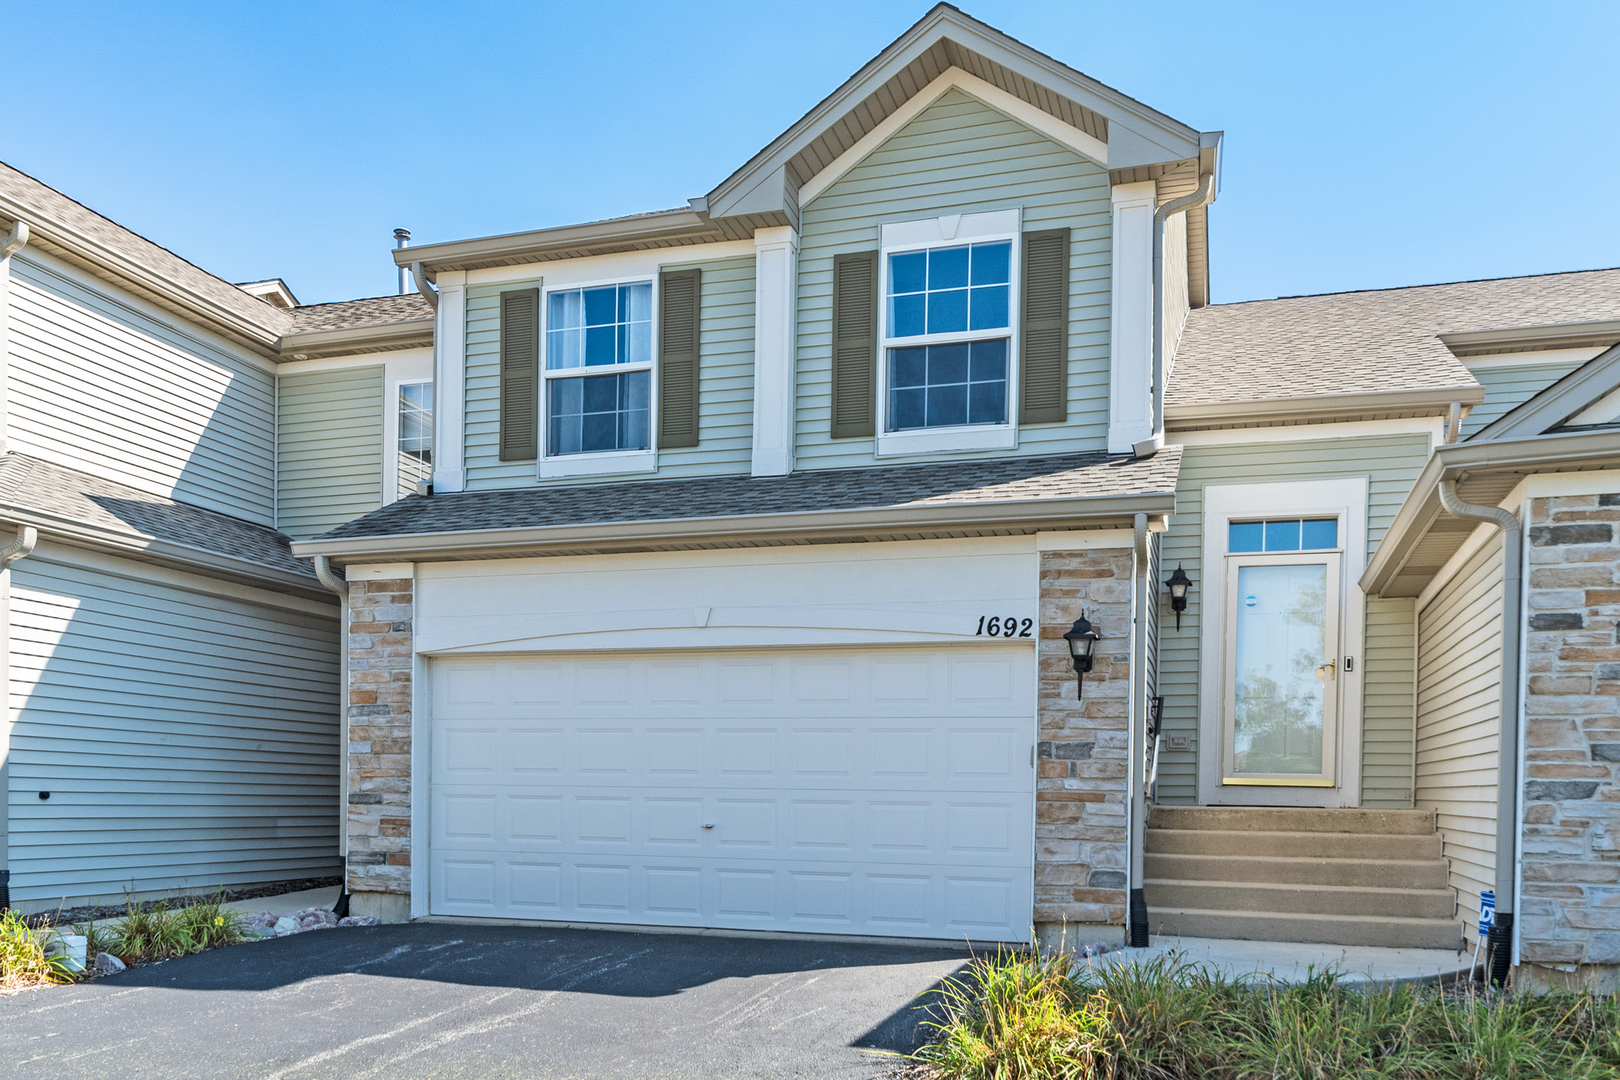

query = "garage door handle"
702;823;714;829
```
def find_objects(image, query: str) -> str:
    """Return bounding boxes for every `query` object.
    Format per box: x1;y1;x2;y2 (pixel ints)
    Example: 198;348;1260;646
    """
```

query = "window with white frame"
544;281;653;457
879;210;1019;453
397;381;432;498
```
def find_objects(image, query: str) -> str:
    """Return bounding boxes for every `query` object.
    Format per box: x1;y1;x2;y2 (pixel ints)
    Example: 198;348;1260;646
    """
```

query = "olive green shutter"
498;287;540;460
1020;228;1070;424
658;268;701;448
831;250;878;439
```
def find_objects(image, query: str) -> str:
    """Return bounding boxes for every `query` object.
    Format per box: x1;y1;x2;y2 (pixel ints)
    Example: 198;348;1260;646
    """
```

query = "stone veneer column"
1519;494;1620;990
344;576;414;923
1034;547;1135;945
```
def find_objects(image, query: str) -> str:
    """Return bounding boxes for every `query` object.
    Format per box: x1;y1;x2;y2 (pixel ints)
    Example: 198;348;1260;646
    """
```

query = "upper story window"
397;381;432;498
544;282;653;458
877;209;1020;456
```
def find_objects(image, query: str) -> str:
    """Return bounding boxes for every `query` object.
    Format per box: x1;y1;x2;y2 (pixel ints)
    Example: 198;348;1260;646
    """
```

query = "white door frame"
1198;478;1367;807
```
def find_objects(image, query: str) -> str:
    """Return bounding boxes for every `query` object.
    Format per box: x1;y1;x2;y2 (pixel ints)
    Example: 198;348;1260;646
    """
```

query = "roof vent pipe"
1143;172;1216;454
1437;479;1521;986
394;229;411;295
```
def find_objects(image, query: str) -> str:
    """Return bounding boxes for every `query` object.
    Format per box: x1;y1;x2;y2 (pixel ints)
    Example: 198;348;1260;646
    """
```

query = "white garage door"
429;647;1034;941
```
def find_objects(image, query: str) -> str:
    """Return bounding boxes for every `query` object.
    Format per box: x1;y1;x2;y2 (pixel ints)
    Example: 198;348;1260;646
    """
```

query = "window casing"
397;380;433;498
540;279;657;477
877;209;1020;456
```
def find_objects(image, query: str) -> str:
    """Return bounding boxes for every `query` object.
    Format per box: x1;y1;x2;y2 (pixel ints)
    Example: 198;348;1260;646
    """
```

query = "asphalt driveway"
0;923;969;1079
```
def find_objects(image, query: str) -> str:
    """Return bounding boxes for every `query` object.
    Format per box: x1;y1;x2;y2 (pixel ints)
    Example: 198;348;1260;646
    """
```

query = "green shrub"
107;890;249;963
915;949;1620;1080
0;909;74;990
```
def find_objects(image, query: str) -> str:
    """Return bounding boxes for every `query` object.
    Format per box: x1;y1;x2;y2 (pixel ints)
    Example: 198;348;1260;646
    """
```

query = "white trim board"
1196;477;1368;808
1459;346;1606;371
1168;417;1445;449
462;241;756;290
798;69;1108;206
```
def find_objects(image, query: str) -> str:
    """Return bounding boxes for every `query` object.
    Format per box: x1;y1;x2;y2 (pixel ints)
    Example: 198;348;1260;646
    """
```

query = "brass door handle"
1315;660;1337;681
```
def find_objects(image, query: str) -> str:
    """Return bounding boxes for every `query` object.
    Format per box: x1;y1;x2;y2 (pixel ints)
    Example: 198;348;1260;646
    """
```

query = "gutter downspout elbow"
0;526;36;569
411;262;439;310
313;555;348;599
1147;172;1216;453
1437;479;1521;986
0;221;29;262
1128;513;1152;947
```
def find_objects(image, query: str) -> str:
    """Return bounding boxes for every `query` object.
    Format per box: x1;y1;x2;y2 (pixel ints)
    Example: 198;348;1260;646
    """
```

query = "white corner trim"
751;226;799;477
434;280;467;493
349;562;416;581
1107;183;1155;455
798;68;1108;206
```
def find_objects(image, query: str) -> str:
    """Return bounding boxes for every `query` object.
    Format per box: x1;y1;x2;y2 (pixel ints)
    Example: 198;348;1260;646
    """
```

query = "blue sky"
6;1;1616;306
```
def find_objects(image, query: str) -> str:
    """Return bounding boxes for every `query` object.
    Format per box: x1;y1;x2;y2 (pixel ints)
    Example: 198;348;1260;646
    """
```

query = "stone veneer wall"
345;575;414;918
1520;493;1620;988
1035;547;1136;940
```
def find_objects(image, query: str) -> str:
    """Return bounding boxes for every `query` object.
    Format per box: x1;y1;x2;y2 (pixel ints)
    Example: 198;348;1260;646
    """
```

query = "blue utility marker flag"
1478;890;1496;934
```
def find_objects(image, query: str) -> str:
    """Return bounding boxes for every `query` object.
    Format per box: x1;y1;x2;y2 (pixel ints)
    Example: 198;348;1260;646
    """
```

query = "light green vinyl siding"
795;88;1112;468
1156;433;1432;804
1362;596;1416;807
1461;362;1585;436
276;366;384;540
7;552;341;907
461;256;756;490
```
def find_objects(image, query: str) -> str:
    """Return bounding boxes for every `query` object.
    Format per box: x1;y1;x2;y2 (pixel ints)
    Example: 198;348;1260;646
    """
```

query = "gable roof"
1166;267;1620;425
292;448;1182;564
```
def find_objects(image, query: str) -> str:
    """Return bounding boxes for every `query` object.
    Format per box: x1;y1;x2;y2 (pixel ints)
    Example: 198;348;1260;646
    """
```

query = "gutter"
1128;513;1151;947
1167;385;1485;430
1436;481;1521;987
0;524;36;914
290;490;1179;564
278;318;435;361
1138;170;1215;456
390;210;721;275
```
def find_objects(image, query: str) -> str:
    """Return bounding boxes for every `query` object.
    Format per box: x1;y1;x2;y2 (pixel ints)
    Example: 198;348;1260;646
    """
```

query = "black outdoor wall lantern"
1063;613;1102;699
1165;564;1192;630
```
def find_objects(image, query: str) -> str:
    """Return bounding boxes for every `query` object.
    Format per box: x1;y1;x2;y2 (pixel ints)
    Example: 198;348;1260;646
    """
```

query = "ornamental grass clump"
106;891;248;963
913;948;1620;1080
0;909;75;991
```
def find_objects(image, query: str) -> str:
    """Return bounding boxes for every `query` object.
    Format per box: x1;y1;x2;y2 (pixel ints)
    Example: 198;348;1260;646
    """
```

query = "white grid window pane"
548;371;650;456
397;382;433;498
547;282;652;369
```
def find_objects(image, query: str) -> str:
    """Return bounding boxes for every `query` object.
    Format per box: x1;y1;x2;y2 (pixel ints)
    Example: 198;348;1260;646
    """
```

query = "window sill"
875;424;1017;457
539;449;657;479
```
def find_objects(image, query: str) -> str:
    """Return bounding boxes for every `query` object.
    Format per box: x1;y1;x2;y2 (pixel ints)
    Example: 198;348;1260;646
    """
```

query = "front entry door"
1222;552;1340;793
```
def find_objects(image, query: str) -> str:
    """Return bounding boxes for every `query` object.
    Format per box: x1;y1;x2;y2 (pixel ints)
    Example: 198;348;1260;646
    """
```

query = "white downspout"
1135;173;1216;458
0;524;37;912
1436;480;1521;986
312;556;351;903
1128;512;1152;946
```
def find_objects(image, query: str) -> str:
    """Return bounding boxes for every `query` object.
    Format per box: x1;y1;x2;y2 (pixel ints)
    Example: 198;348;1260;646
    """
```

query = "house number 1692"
975;616;1033;638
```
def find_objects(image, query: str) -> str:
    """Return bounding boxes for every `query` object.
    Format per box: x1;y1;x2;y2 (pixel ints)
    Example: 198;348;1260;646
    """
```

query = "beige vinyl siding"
276;365;384;540
1415;533;1503;947
1156;164;1197;371
1156;433;1432;804
461;255;755;490
6;550;341;907
1461;361;1586;436
795;87;1112;467
8;252;276;526
1362;596;1417;807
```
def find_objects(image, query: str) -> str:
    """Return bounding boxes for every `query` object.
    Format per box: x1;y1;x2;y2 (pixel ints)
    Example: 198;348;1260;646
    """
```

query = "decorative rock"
93;952;127;974
272;916;300;936
338;915;379;927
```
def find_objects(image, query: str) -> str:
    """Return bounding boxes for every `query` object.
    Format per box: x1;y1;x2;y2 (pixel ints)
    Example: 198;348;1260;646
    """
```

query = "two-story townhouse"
0;164;435;913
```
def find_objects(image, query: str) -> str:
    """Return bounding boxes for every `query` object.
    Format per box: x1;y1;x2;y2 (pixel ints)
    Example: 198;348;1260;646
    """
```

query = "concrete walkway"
1091;934;1473;986
223;885;342;920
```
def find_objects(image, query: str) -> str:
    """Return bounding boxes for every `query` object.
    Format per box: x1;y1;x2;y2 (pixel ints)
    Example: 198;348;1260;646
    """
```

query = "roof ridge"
1207;265;1620;310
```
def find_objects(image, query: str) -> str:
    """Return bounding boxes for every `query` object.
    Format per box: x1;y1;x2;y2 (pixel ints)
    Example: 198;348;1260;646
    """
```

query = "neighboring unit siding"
277;365;384;540
7;252;277;526
6;551;341;906
1362;596;1416;807
1461;361;1586;436
1415;534;1503;947
461;255;756;491
1155;433;1432;803
795;88;1112;468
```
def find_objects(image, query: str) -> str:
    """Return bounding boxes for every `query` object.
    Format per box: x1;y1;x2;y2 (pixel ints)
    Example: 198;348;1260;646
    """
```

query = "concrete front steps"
1145;806;1464;951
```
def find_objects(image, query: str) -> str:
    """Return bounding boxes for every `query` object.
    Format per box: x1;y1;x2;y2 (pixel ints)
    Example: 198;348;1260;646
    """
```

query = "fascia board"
290;491;1178;563
1165;385;1485;427
1360;428;1620;594
0;201;287;352
705;6;1199;211
1440;319;1620;357
1474;342;1620;441
394;211;721;272
0;503;331;600
278;318;436;360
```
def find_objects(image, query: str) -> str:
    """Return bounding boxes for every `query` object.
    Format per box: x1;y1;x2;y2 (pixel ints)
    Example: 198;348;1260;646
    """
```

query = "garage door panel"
430;649;1033;940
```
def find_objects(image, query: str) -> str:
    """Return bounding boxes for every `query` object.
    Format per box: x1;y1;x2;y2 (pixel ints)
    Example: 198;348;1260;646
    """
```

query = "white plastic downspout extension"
312;556;351;874
1133;172;1216;459
1128;512;1152;947
1437;479;1521;986
0;524;36;912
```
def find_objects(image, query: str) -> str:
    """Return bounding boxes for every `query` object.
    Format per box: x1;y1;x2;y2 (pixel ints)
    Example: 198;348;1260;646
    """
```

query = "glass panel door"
1222;552;1340;788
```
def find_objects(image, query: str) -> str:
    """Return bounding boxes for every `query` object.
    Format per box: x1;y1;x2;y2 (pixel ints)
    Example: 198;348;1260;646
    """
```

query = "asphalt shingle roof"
1168;267;1620;409
315;448;1182;541
290;293;436;333
0;454;312;579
